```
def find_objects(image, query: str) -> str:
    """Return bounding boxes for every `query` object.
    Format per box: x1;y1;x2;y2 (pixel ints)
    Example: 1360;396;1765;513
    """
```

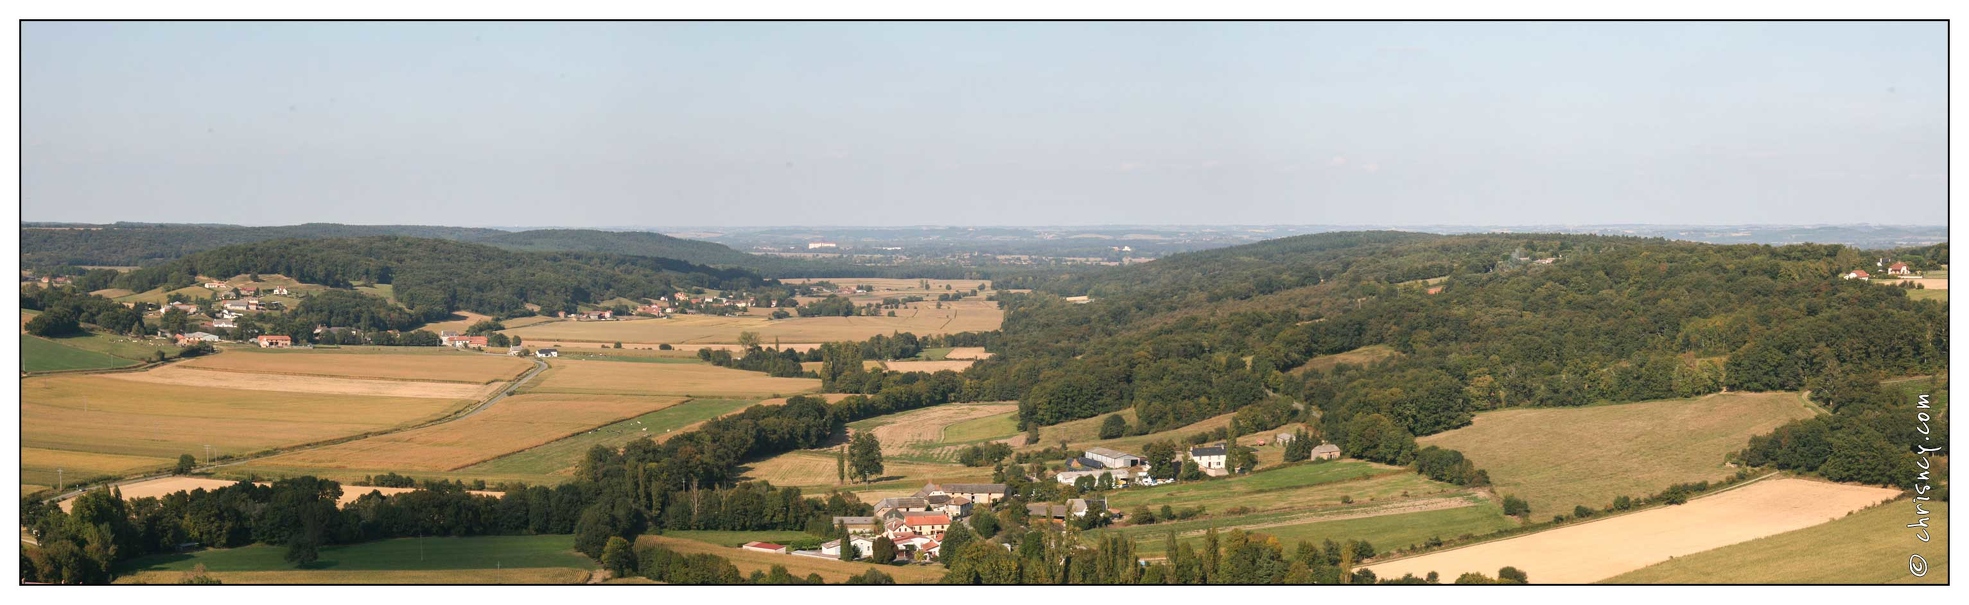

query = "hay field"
1029;411;1238;458
105;366;496;400
850;402;1020;463
1292;345;1402;374
115;285;214;306
21;374;469;488
944;347;993;360
1365;477;1903;584
1417;391;1819;514
526;358;819;398
1605;499;1947;584
940;409;1021;444
253;394;685;472
465;398;764;477
501;299;1003;345
181;350;532;383
637;535;946;584
882;360;980;373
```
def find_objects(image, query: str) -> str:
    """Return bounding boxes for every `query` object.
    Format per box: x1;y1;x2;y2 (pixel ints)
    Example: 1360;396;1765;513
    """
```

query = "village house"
176;332;221;345
537;348;559;357
1888;262;1914;276
1055;467;1148;487
238;286;259;296
1189;445;1229;475
1275;432;1297;446
873;496;933;517
890;533;941;561
831;516;879;536
914;482;1009;506
255;334;293;348
211;318;236;329
1311;443;1343;461
820;535;878;558
221;300;252;312
889;512;951;539
272;286;291;295
442;335;489;350
1843;269;1872;280
203;281;228;289
161;302;200;315
1026;499;1092;521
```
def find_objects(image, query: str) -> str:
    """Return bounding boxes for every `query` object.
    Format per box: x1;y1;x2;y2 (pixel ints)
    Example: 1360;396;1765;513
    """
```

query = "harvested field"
104;365;497;399
882;360;980;373
502;299;1003;344
943;347;993;360
1365;477;1903;584
115;285;214;306
22;375;469;489
742;450;991;492
1881;277;1948;289
851;402;1020;462
464;398;764;477
180;350;533;383
90;288;135;298
638;535;946;584
1292;345;1401;374
1117;498;1517;557
940;410;1021;444
24;448;175;495
1605;499;1947;584
254;394;685;472
526;358;819;398
1418;391;1819;514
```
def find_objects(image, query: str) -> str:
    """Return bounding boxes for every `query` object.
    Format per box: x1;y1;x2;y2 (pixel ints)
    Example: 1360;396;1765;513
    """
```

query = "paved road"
42;355;552;503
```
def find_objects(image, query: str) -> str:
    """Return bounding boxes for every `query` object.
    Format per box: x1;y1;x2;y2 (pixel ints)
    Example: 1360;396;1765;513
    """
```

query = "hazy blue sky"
21;21;1947;227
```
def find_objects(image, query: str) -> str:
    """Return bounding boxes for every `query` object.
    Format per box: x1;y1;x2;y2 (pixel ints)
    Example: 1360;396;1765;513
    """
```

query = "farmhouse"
211;318;236;329
831;516;879;536
176;332;221;345
740;541;788;554
1843;269;1872;280
203;281;228;289
238;286;259;296
1887;262;1914;276
890;512;951;539
820;535;878;558
442;335;489;349
161;302;200;315
1055;468;1148;487
918;482;1009;505
1310;443;1343;461
272;286;291;295
1084;447;1145;470
1026;499;1093;520
1189;445;1228;473
255;335;293;348
873;496;933;516
1275;432;1297;445
537;348;559;357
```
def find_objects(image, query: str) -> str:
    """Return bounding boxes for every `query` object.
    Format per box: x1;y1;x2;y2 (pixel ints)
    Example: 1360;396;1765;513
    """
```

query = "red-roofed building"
1844;269;1872;280
1888;262;1913;276
256;334;293;348
893;512;951;539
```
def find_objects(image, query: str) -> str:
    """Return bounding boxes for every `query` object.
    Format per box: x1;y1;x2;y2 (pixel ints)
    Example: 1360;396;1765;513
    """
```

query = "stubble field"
248;394;687;473
525;358;820;398
179;349;533;383
1365;477;1903;584
501;299;1003;345
1416;391;1819;514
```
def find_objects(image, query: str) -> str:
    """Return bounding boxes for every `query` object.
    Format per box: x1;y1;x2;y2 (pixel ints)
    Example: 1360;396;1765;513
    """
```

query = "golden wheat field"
250;394;686;472
740;450;992;492
943;347;993;360
21;375;471;490
525;359;820;398
182;349;533;383
501;299;1003;345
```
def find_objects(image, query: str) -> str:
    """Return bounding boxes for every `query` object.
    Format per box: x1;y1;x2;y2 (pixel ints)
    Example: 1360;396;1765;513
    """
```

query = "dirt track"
1364;477;1902;584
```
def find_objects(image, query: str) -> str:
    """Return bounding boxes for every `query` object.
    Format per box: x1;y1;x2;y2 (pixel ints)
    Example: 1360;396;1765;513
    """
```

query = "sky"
20;21;1948;227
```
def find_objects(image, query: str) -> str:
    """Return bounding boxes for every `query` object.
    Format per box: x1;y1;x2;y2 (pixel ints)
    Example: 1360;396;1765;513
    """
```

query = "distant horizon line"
19;221;1949;231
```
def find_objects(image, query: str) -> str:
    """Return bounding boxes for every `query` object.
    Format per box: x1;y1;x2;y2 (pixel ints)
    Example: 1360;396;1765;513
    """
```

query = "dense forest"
20;223;508;268
105;237;771;321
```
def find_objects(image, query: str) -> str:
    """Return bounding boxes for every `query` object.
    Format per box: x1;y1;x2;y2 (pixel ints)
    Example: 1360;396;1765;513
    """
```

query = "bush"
1099;414;1128;439
1501;495;1530;517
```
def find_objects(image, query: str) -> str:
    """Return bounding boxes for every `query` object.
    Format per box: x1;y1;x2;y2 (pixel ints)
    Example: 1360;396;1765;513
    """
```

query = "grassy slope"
1418;391;1819;515
664;530;818;548
1604;500;1947;584
21;335;139;372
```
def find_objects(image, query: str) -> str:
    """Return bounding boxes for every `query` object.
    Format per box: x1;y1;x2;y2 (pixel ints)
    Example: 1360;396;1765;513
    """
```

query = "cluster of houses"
1844;261;1920;281
1056;435;1342;486
744;482;1012;563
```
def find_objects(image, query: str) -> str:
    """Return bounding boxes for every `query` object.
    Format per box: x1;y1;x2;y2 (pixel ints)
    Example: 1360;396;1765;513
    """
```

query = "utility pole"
56;468;64;492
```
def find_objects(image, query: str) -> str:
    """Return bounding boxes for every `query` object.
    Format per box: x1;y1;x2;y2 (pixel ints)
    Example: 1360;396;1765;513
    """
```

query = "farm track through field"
43;356;550;504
